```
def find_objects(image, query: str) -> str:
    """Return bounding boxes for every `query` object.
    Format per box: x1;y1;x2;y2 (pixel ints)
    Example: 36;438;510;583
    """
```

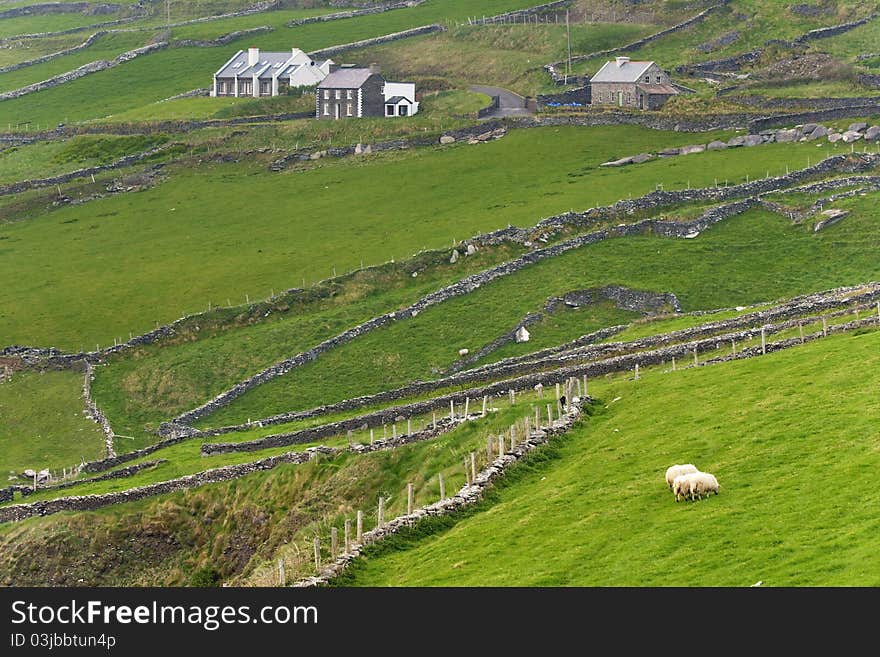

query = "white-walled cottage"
212;47;334;97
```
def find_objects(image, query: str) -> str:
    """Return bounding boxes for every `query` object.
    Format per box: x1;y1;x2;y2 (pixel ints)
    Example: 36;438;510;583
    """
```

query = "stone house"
316;65;419;120
212;47;333;97
590;57;678;110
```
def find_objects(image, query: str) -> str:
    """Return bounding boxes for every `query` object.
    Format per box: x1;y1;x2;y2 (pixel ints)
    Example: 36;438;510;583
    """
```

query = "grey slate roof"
318;68;376;89
216;51;294;78
385;95;411;104
591;59;654;83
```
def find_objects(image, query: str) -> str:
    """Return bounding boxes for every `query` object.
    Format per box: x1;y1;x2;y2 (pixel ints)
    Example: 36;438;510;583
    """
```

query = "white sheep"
673;472;720;502
665;463;698;489
688;472;719;500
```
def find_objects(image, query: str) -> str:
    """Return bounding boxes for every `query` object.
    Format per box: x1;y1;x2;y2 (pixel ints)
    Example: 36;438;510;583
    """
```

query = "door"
334;103;340;120
638;94;644;110
617;91;623;107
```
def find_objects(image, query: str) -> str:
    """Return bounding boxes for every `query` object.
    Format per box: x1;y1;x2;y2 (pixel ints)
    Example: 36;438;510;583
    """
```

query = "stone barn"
590;57;679;110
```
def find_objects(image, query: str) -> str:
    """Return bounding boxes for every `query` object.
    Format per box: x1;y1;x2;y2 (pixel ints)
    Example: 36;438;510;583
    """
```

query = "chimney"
615;56;630;67
329;63;340;73
248;47;259;66
369;62;381;75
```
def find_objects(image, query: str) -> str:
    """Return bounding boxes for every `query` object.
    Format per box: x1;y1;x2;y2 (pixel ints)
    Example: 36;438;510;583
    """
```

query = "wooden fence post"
555;382;560;399
433;411;437;429
482;395;488;416
377;497;385;527
370;428;374;444
470;452;476;482
331;527;338;559
356;510;363;543
510;425;517;448
509;388;515;405
464;397;470;418
498;435;504;456
634;363;640;380
799;322;804;343
313;537;320;571
344;519;351;554
439;473;446;500
450;399;455;420
392;423;397;438
731;340;736;357
525;415;531;436
693;348;698;366
672;356;676;371
761;328;766;354
822;316;828;336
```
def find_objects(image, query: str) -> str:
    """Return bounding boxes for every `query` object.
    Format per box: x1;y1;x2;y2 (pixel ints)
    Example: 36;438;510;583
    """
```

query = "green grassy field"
0;398;535;585
340;326;880;586
0;0;541;127
0;369;105;476
0;124;766;350
197;188;880;428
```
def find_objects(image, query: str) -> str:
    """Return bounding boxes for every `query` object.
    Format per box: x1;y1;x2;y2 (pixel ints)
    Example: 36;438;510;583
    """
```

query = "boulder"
801;123;819;134
774;128;801;142
865;126;880;141
842;130;863;143
22;469;35;478
439;135;455;144
679;144;706;155
848;122;868;132
707;140;728;150
449;249;460;263
600;156;635;167
726;136;746;147
742;134;764;147
807;125;829;140
658;147;681;157
466;244;477;256
515;326;531;343
309;150;326;160
631;152;653;163
458;348;469;356
828;132;843;143
814;208;849;232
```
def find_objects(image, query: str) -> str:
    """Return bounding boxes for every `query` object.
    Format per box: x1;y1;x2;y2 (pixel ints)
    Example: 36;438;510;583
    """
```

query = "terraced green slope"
340;327;880;586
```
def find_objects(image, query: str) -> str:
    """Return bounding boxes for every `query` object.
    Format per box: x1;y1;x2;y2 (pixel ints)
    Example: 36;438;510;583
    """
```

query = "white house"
383;81;419;117
212;47;334;97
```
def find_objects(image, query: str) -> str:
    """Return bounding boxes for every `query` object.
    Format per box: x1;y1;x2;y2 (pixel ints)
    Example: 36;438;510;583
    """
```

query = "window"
335;90;341;99
386;104;394;116
346;89;353;100
346;103;353;117
323;103;329;115
324;90;330;99
645;76;650;83
260;80;271;95
399;105;408;116
656;76;661;83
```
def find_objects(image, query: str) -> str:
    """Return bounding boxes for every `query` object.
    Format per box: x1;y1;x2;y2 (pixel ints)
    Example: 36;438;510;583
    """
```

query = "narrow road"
469;84;534;117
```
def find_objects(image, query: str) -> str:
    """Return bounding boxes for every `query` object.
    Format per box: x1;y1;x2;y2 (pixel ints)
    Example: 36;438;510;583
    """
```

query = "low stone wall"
726;95;880;110
18;459;165;498
0;145;168;196
513;112;757;132
307;24;444;60
0;41;168;101
287;1;424;27
173;26;273;48
294;401;584;587
472;0;572;25
859;74;880;89
0;31;106;76
476;95;500;118
676;50;762;75
194;281;880;439
792;13;877;44
167;153;878;431
82;362;115;458
748;104;880;132
0;3;120;19
537;86;591;109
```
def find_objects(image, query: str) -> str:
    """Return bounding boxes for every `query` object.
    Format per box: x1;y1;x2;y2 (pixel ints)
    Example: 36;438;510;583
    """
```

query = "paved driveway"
469;85;534;117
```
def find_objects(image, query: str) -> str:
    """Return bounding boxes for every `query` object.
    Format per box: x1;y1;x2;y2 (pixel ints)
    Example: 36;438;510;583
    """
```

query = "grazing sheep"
665;464;698;488
672;474;695;502
689;472;720;500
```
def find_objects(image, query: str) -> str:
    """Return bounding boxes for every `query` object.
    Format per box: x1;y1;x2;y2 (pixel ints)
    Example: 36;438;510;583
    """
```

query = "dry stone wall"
17;459;166;498
307;24;444;60
0;31;106;75
287;1;425;27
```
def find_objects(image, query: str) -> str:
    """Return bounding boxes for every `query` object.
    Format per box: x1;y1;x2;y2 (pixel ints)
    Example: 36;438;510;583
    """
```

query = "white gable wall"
382;81;419;115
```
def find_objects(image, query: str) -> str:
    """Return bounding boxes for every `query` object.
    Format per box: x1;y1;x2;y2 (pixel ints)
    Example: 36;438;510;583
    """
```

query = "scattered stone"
802;123;819;134
449;249;460;263
658;147;682;157
679;144;706;155
743;134;764;147
726;136;745;147
807;125;829;140
439;135;455;145
631;152;653;163
848;122;868;132
707;140;728;150
828;132;843;143
865;126;880;141
841;130;863;143
775;128;801;142
354;143;363;154
515;326;531;343
814;208;849;232
466;244;477;256
309;150;326;160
